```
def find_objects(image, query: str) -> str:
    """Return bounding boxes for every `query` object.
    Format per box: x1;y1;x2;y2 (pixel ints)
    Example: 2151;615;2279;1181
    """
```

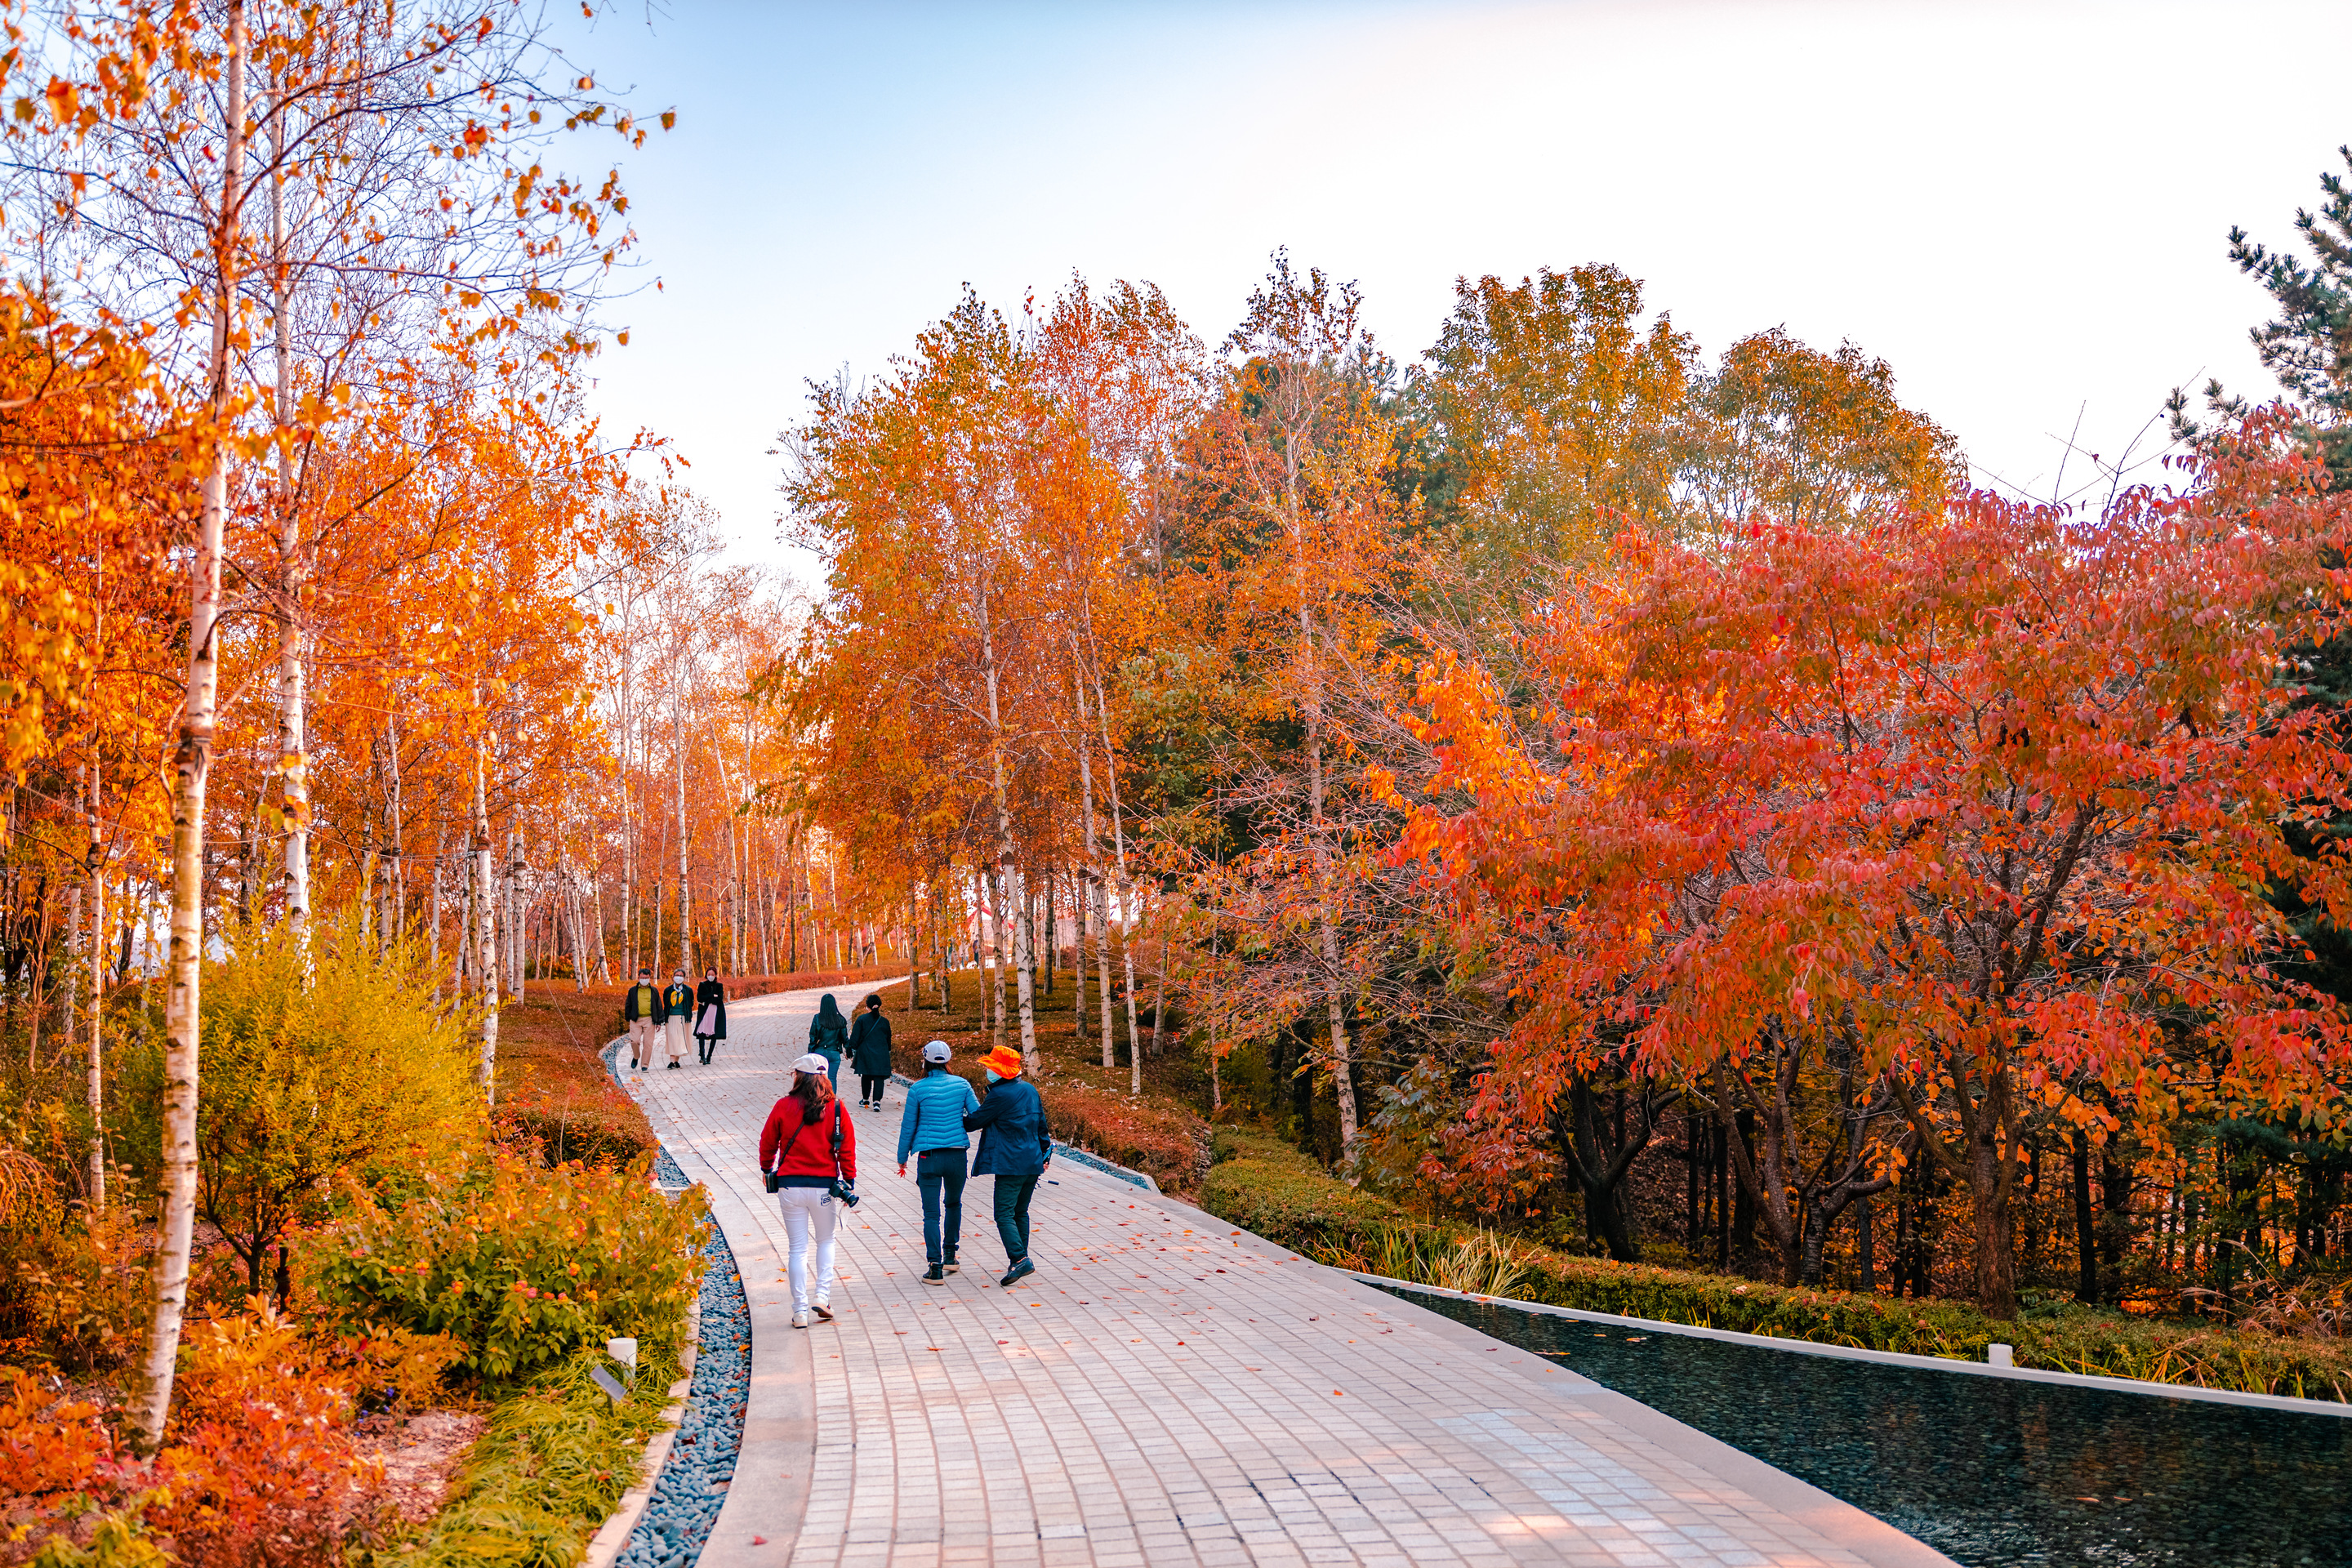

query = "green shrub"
389;1337;684;1568
117;919;486;1298
1205;1122;2352;1402
1201;1126;1412;1245
301;1149;706;1385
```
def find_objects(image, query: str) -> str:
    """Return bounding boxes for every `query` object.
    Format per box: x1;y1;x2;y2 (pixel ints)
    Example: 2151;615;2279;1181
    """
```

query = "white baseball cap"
922;1040;951;1063
794;1053;831;1075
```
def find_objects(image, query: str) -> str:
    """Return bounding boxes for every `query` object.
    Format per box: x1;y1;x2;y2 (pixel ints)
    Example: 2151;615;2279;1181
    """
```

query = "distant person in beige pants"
621;968;665;1071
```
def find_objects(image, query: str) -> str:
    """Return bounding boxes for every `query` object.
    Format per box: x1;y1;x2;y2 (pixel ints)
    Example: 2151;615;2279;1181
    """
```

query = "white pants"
777;1186;836;1311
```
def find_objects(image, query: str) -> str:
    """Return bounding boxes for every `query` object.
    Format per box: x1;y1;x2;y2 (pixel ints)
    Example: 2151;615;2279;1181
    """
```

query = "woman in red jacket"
759;1054;858;1327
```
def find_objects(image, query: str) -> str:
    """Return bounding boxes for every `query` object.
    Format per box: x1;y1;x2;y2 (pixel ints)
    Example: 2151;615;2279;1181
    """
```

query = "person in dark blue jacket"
965;1044;1051;1287
897;1041;979;1283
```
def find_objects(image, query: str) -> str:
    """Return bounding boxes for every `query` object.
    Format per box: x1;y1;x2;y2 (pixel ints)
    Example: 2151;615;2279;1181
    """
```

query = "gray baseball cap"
923;1040;951;1064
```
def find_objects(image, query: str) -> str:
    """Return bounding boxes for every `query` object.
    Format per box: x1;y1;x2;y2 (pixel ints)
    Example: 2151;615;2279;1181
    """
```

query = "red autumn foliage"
1405;430;2352;1314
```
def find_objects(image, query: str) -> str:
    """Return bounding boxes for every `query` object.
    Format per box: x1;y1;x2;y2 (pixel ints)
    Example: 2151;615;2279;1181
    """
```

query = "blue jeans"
818;1049;842;1092
992;1174;1040;1263
916;1149;967;1264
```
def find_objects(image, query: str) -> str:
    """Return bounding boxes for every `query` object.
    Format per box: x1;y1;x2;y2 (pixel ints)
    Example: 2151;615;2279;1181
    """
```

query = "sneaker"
923;1264;946;1285
813;1300;834;1321
1000;1257;1035;1288
667;1062;680;1070
791;1310;809;1329
943;1254;959;1275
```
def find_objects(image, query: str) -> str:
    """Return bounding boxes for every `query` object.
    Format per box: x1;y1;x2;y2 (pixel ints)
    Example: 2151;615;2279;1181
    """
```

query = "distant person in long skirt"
965;1045;1050;1288
694;967;728;1064
662;970;694;1069
849;992;893;1108
808;992;849;1090
759;1054;857;1329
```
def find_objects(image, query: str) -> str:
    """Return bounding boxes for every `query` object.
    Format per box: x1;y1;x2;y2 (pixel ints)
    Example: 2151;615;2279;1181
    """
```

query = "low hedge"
1048;1085;1210;1195
1201;1125;2352;1404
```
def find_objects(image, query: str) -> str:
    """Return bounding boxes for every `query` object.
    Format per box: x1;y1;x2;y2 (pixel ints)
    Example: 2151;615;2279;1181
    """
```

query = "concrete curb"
1352;1272;2352;1419
581;1293;701;1568
581;1034;711;1568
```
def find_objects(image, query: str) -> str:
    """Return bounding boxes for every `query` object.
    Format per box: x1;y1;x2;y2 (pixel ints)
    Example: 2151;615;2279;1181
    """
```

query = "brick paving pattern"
621;983;1951;1568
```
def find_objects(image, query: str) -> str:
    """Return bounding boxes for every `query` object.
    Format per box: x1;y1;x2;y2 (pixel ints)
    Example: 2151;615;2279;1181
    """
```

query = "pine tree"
2172;144;2352;482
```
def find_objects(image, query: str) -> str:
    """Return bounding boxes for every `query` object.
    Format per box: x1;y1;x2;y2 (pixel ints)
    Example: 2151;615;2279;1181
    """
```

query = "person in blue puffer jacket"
896;1040;979;1284
965;1045;1052;1288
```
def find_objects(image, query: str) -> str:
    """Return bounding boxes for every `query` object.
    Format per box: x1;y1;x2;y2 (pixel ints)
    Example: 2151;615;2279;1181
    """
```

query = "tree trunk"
1081;672;1119;1067
1294;609;1358;1159
474;742;499;1099
507;828;525;1003
1969;1105;2020;1318
268;114;310;938
979;864;1003;1047
979;602;1036;1068
2072;1126;2099;1304
674;693;689;978
135;0;245;1456
85;763;105;1211
384;714;405;949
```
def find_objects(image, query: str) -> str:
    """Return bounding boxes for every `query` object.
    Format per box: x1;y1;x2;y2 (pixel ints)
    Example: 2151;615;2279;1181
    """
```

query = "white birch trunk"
474;742;498;1098
1298;602;1359;1156
978;863;1004;1050
1073;670;1114;1069
980;603;1037;1069
1088;670;1143;1093
136;0;244;1454
269;117;310;938
86;762;105;1210
674;693;689;977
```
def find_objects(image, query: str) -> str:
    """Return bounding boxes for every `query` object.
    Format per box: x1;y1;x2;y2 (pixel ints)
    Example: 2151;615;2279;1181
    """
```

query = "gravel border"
614;1214;750;1567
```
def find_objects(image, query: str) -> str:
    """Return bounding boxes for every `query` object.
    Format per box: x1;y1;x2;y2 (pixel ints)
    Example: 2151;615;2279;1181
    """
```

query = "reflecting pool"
1376;1284;2352;1567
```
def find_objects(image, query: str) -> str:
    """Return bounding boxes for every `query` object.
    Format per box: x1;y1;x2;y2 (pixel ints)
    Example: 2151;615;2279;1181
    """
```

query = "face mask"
985;1069;1002;1083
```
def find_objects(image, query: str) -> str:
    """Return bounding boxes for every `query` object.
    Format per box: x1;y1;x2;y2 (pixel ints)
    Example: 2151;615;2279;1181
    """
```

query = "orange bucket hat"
978;1045;1025;1078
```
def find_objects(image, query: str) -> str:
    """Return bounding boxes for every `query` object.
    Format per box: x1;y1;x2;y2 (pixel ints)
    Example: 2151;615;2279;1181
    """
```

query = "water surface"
1378;1284;2351;1567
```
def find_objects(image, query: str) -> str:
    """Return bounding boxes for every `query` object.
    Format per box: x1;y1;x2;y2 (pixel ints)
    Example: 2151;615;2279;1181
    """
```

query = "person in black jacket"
848;993;893;1109
621;968;666;1071
965;1044;1051;1287
693;969;728;1064
808;993;848;1091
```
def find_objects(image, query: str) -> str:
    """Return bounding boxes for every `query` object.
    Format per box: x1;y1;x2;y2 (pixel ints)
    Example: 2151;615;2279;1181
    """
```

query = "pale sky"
553;0;2352;586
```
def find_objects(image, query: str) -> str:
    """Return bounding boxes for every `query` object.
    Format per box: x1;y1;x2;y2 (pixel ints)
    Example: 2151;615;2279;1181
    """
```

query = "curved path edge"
624;979;1958;1568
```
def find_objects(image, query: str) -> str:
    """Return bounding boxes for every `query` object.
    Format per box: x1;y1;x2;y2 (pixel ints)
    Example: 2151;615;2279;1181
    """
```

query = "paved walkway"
621;982;1953;1568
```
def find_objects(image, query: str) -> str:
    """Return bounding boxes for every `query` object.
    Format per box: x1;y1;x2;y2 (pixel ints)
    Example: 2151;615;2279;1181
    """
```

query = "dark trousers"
858;1073;889;1104
697;1034;719;1063
916;1149;967;1264
992;1174;1040;1263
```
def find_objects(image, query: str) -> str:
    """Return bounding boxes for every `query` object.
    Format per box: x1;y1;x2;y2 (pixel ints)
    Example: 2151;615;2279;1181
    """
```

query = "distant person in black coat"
849;992;893;1109
694;969;728;1064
